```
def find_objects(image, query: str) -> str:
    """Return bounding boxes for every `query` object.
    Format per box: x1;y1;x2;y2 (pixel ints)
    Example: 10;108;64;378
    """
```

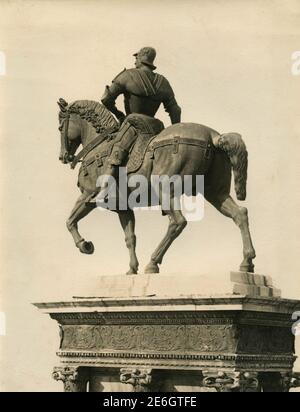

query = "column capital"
202;370;259;392
281;372;300;392
120;368;152;392
53;366;88;392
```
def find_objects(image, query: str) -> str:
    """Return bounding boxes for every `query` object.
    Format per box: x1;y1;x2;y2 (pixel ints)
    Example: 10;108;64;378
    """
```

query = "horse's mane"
68;100;119;134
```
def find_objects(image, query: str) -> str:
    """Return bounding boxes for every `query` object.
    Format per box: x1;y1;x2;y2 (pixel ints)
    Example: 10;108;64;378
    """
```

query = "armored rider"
100;47;182;181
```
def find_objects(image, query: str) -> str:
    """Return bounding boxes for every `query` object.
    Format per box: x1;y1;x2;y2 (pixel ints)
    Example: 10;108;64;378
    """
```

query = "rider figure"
100;47;181;179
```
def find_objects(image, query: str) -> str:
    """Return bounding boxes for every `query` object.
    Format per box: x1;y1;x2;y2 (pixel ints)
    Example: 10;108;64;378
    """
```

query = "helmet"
133;47;156;70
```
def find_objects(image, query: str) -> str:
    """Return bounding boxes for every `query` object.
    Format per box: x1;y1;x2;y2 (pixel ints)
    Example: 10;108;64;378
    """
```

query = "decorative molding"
202;370;259;392
59;322;294;356
60;324;236;353
237;311;293;327
50;310;293;328
51;311;236;325
57;350;295;362
56;350;295;371
120;368;152;392
36;295;300;313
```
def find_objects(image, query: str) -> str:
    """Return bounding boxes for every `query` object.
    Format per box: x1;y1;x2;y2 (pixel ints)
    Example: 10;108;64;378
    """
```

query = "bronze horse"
58;99;256;274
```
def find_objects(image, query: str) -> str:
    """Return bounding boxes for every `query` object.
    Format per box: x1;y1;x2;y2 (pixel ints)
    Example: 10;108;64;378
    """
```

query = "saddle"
78;114;164;178
125;114;164;173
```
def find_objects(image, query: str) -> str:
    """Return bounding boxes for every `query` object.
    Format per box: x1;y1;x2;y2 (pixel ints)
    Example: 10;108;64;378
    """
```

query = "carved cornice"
237;311;293;327
59;360;296;372
51;311;236;325
35;295;300;315
57;351;296;365
50;310;293;327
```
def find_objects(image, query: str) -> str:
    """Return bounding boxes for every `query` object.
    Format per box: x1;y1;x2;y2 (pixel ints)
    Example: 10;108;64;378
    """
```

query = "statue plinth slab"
34;273;300;392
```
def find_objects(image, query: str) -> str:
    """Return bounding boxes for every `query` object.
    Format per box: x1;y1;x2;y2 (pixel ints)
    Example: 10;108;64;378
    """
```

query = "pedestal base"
34;273;300;392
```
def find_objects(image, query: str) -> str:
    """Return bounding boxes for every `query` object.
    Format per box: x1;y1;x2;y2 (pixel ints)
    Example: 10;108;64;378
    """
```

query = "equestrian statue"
57;47;256;275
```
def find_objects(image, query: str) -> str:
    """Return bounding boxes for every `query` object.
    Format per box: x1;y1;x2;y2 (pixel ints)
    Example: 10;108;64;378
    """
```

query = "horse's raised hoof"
77;240;95;255
144;261;159;274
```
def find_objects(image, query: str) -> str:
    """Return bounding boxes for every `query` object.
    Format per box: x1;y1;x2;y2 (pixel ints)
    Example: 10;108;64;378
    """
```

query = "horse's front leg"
118;210;139;275
66;192;96;254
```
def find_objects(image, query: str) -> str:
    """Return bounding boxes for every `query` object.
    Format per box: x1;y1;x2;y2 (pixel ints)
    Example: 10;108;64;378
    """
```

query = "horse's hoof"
126;268;138;275
239;260;254;273
78;240;94;254
144;262;159;274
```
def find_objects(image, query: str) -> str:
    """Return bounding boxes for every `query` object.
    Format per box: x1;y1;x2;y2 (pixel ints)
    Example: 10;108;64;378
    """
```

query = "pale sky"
0;0;300;391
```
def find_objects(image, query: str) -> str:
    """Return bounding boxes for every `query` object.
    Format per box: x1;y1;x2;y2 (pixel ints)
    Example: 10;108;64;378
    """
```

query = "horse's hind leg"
145;198;187;274
66;191;96;254
118;210;139;275
208;194;256;272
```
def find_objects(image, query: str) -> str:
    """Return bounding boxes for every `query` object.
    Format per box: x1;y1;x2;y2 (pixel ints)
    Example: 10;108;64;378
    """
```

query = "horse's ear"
57;98;68;111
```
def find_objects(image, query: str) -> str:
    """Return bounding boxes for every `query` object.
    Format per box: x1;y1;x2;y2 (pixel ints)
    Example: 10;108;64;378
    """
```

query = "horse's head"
57;99;119;165
57;98;81;164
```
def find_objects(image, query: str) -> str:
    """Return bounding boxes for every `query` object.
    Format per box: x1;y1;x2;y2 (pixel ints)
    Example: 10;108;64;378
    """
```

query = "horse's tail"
216;133;248;201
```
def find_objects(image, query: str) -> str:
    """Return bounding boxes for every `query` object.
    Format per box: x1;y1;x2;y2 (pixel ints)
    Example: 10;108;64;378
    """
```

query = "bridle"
59;110;73;163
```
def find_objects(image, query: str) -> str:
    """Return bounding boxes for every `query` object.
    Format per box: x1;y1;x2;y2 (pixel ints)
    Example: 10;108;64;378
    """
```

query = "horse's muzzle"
59;152;69;164
59;152;74;164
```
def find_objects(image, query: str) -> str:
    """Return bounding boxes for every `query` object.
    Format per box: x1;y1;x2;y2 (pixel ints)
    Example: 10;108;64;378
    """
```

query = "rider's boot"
96;146;128;208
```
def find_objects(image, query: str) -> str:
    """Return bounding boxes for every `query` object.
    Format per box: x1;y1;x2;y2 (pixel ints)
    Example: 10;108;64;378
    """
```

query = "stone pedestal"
34;272;300;392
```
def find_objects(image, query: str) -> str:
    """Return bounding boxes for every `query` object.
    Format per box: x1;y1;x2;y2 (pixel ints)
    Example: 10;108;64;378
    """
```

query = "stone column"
202;370;260;392
52;366;89;392
120;368;152;392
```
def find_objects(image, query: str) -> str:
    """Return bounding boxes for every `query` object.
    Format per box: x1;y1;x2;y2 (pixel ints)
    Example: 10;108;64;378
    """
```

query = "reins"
70;128;115;169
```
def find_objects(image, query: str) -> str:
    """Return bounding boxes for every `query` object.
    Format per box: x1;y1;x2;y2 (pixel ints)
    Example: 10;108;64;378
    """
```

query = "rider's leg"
96;122;137;206
102;121;137;176
102;123;137;177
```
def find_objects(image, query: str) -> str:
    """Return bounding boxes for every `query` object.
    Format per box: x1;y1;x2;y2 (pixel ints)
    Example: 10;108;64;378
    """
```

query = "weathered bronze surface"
57;97;255;275
56;48;256;274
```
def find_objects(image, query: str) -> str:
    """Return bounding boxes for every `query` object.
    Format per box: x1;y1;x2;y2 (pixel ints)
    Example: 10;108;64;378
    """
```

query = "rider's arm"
163;95;181;124
101;76;126;123
161;80;181;124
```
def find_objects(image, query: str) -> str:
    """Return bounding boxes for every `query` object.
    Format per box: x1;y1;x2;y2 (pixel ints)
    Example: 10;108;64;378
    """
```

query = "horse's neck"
80;119;99;147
